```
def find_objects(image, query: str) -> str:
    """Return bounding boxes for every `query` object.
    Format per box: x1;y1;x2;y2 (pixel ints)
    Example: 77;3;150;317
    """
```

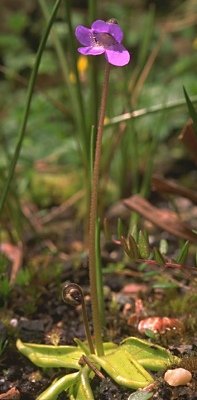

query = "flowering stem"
89;62;111;356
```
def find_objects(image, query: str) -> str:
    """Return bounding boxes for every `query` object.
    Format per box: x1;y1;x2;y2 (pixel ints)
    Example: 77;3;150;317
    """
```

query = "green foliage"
0;277;10;304
30;171;82;207
138;231;150;259
0;256;11;304
0;0;63;216
15;268;32;286
175;240;190;264
0;6;195;301
7;11;29;33
152;247;165;266
128;391;153;400
0;337;8;357
121;229;196;268
1;0;197;226
121;235;140;260
159;291;197;316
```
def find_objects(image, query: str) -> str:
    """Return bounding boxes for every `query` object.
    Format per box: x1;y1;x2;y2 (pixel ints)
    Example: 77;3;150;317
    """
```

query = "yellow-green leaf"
37;372;79;400
121;337;180;370
74;366;94;400
91;348;153;389
16;339;82;369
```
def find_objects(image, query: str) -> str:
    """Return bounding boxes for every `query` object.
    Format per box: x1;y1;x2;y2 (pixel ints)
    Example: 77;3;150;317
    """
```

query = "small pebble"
10;318;18;328
164;368;192;386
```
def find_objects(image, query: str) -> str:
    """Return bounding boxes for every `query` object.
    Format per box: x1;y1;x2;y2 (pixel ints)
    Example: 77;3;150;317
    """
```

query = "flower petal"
105;45;130;66
108;23;123;43
78;46;105;56
75;26;92;46
91;20;110;33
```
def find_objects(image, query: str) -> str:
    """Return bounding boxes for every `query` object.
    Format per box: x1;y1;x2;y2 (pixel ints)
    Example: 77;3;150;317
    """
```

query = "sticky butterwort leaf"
16;339;82;369
91;347;153;389
37;372;79;400
73;366;94;400
121;337;180;371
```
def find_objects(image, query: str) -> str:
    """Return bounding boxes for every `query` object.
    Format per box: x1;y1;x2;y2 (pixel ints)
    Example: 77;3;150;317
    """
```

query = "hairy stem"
88;62;111;356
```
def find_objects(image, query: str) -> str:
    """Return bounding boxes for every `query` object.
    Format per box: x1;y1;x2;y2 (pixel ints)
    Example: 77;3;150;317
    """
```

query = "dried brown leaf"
0;387;20;400
0;242;23;284
152;175;197;204
123;195;197;243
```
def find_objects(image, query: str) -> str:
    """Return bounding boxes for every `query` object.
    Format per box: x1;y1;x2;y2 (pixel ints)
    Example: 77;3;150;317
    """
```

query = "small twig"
131;37;162;105
40;189;84;224
79;355;105;380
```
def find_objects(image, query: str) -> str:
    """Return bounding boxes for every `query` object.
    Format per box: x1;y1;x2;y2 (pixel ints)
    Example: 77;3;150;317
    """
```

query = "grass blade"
153;247;165;266
183;86;197;134
176;240;189;264
105;96;197;127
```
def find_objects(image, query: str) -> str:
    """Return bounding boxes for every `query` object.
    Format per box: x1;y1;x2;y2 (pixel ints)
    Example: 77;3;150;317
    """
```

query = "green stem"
0;0;62;216
96;218;105;328
88;62;111;356
88;0;97;23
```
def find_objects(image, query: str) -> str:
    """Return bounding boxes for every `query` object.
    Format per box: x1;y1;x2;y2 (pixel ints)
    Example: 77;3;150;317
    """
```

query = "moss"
30;171;82;207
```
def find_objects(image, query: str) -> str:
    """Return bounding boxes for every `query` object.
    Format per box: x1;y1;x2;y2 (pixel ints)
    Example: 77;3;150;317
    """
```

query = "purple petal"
91;20;110;33
108;23;123;43
78;46;105;56
75;25;92;46
105;45;130;66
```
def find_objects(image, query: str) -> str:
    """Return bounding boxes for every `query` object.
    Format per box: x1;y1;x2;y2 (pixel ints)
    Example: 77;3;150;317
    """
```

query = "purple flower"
75;19;130;67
